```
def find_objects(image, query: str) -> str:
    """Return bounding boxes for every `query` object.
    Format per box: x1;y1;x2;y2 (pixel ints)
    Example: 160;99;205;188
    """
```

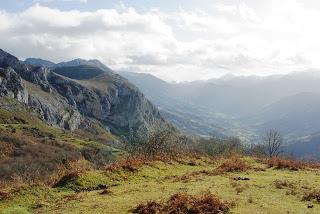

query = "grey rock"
0;67;28;103
0;49;171;138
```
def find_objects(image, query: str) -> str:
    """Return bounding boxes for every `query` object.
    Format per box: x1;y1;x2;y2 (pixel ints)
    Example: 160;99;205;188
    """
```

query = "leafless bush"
193;137;244;157
262;129;283;158
127;124;188;157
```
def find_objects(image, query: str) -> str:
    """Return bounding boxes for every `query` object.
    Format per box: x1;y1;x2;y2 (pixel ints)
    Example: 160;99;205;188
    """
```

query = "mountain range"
21;55;320;159
119;71;320;159
1;50;170;142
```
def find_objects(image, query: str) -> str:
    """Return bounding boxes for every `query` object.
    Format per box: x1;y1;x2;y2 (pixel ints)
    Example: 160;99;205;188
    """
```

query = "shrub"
127;124;190;157
81;147;115;167
132;192;232;214
217;158;250;173
194;137;244;157
265;158;305;171
0;132;83;188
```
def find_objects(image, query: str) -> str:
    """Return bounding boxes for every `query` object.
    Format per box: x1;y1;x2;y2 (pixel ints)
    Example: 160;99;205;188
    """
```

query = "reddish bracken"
265;158;305;171
105;155;149;172
132;192;232;214
217;158;250;173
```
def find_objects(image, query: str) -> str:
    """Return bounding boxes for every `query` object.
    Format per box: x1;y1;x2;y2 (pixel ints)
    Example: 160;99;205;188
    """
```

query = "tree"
262;129;283;158
127;124;183;157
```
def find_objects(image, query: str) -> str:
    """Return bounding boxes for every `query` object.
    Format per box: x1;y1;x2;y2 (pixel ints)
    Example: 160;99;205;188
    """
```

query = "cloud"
0;1;319;82
33;0;88;3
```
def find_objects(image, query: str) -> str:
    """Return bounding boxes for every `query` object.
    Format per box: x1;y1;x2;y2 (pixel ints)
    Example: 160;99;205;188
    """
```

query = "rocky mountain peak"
0;49;172;139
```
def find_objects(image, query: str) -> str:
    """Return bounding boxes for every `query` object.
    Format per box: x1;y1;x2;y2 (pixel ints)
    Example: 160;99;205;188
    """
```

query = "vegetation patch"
229;180;249;195
217;157;251;173
265;158;306;171
105;155;147;172
132;192;232;214
170;170;218;183
273;179;296;189
302;190;320;203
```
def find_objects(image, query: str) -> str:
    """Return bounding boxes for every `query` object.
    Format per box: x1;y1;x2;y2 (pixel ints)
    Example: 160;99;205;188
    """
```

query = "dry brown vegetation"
302;190;320;203
261;157;320;171
266;158;305;170
217;157;251;173
0;132;84;187
104;155;170;172
132;192;232;214
273;179;295;189
168;157;252;183
170;170;218;183
104;153;203;173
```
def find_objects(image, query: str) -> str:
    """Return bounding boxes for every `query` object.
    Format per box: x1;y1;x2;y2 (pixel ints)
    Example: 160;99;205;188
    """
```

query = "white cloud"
1;1;320;82
33;0;88;3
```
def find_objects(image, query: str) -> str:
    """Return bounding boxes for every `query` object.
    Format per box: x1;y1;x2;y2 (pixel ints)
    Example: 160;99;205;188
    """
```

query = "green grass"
1;157;319;214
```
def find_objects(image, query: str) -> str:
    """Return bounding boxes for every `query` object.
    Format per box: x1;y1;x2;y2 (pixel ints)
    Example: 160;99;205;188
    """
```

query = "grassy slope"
0;97;123;193
1;157;319;214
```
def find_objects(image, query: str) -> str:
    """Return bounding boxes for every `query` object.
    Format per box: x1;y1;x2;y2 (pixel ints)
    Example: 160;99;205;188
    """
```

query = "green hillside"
1;156;319;214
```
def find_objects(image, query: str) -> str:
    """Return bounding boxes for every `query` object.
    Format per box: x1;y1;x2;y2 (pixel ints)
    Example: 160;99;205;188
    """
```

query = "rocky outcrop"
0;49;82;130
0;49;170;137
0;67;28;103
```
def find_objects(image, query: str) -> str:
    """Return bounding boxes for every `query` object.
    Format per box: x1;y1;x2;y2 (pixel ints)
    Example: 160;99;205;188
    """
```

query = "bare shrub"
262;129;283;158
81;147;115;168
194;137;244;157
128;124;188;158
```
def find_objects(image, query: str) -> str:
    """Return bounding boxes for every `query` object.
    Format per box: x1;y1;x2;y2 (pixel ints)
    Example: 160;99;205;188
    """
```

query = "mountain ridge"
1;49;171;140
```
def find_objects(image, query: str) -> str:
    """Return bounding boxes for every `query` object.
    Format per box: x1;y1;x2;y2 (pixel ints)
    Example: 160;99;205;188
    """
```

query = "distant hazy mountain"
246;92;320;138
119;71;255;139
286;131;320;160
120;70;320;144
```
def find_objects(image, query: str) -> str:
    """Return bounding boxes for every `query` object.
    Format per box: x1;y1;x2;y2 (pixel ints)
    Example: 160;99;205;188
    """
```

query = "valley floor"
1;157;320;214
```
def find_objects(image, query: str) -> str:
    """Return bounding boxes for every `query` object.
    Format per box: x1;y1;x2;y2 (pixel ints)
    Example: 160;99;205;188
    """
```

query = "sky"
1;0;320;82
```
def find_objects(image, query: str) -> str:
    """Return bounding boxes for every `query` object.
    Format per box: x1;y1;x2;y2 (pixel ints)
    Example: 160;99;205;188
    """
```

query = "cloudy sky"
1;0;320;82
